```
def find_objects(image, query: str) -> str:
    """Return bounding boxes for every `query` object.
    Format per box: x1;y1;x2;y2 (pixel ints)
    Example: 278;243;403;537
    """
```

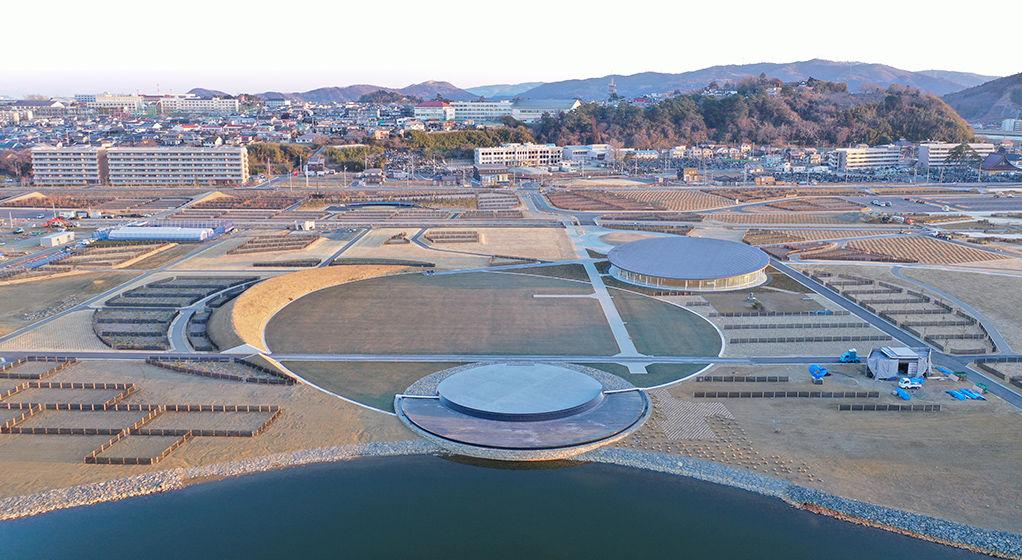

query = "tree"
947;143;982;168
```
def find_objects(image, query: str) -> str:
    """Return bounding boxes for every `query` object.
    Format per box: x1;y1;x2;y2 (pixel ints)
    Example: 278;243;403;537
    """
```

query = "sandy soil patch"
0;310;110;351
687;227;747;242
207;264;411;352
598;232;658;246
0;272;139;336
473;227;576;261
652;363;1022;534
342;228;491;270
0;360;413;500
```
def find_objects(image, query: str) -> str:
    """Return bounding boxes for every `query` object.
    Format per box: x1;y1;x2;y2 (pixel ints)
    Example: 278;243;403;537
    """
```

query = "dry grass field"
655;363;1022;534
207;264;410;352
901;268;1022;352
0;271;138;336
610;289;722;357
265;271;616;356
845;236;1010;265
0;359;412;500
282;361;464;412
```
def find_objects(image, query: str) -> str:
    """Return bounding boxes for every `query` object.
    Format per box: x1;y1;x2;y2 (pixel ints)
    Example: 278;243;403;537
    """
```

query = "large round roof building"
607;236;769;292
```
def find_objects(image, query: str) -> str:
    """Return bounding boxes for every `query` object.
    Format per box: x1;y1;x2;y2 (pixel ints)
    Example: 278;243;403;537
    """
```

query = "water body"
0;455;985;560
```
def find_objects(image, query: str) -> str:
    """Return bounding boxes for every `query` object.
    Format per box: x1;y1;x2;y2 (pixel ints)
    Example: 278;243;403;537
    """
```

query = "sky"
2;0;1017;98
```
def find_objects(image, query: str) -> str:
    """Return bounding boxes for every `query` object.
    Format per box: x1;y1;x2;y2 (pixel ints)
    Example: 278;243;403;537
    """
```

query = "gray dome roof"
607;236;769;281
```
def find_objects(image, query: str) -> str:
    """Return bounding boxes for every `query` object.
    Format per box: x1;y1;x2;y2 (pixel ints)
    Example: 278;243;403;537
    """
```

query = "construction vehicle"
43;217;75;229
839;349;860;363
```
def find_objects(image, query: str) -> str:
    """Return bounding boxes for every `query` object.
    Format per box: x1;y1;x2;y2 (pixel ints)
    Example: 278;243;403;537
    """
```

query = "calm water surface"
0;455;986;559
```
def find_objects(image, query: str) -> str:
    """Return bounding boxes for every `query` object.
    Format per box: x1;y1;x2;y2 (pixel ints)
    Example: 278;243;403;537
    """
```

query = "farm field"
624;190;734;212
845;236;1011;265
706;213;856;225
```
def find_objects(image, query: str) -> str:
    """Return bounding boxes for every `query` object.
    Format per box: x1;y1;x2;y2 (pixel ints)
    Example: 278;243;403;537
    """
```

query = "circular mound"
436;364;604;421
608;236;769;291
396;363;651;460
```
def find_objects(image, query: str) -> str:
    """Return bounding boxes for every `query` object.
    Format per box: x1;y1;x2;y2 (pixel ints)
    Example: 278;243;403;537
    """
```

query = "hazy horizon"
2;0;1017;98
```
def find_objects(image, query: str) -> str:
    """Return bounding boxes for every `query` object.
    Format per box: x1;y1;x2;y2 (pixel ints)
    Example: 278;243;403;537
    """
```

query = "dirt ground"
641;363;1022;534
0;271;138;336
0;360;413;500
168;232;349;271
265;271;616;356
598;232;658;246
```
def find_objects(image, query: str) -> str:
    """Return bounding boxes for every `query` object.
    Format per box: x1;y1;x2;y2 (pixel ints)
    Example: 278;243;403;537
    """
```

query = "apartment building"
75;93;143;112
474;143;563;167
31;145;107;186
828;145;903;170
510;99;581;123
157;96;239;115
106;147;249;186
918;142;996;167
413;101;455;122
451;101;512;123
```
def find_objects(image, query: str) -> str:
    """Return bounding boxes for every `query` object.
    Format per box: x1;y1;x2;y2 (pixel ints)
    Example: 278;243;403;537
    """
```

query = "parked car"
898;378;922;390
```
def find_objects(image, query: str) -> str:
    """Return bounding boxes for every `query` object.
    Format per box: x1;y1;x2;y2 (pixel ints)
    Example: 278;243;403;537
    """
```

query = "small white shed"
40;231;74;247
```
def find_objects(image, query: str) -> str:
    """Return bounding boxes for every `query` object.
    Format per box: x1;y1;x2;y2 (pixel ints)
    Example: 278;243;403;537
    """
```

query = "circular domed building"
607;236;769;292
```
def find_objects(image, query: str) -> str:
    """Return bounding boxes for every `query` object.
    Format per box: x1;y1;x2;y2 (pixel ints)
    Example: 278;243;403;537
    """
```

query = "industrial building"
607;237;770;292
107;226;216;242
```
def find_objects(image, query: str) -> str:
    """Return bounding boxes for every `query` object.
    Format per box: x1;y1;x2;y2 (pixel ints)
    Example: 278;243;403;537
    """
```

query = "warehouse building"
107;226;216;242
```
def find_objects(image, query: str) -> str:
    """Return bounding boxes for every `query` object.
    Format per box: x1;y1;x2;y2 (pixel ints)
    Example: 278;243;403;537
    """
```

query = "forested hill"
530;79;974;148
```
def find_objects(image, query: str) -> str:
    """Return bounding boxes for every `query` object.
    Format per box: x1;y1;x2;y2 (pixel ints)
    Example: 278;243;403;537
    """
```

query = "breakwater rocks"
3;440;1021;558
0;439;442;522
580;447;1022;559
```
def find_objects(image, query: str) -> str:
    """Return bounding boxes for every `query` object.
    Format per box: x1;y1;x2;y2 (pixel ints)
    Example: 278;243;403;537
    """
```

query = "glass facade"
612;266;764;292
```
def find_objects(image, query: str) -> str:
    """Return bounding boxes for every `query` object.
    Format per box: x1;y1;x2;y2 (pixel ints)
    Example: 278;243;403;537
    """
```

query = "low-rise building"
451;100;513;123
413;101;455;122
473;164;510;186
828;145;903;170
474;143;562;167
510;99;581;123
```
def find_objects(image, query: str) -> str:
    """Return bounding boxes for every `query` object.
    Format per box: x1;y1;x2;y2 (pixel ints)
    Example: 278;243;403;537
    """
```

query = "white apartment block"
1002;119;1022;132
510;99;581;123
563;144;611;162
828;146;903;170
413;101;455;122
451;101;513;122
79;94;143;112
106;147;249;186
31;146;107;186
158;97;240;115
474;143;563;167
918;142;996;167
